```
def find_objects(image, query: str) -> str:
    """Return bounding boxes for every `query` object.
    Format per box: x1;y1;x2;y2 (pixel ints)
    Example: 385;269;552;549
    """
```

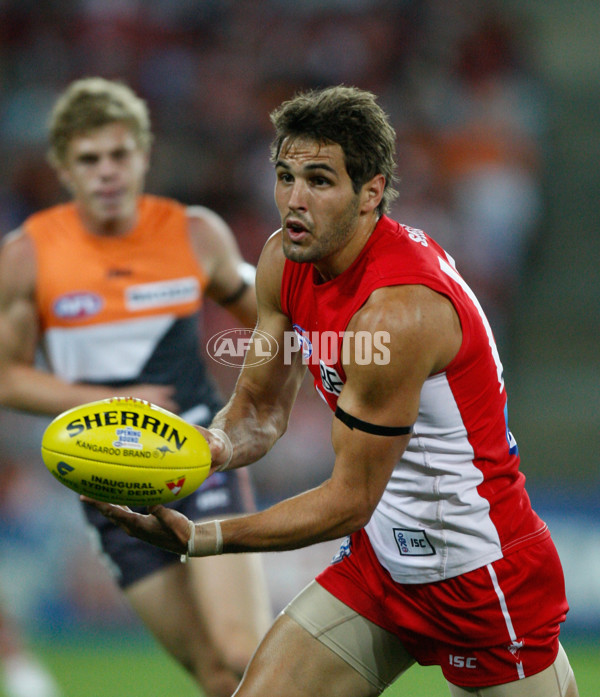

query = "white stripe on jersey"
43;315;175;382
365;372;503;583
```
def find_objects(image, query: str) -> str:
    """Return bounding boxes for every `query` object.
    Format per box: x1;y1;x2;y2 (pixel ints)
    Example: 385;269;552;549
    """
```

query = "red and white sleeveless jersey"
280;216;548;583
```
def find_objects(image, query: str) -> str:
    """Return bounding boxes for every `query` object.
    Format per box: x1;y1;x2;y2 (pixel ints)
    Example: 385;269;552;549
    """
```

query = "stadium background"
0;1;598;695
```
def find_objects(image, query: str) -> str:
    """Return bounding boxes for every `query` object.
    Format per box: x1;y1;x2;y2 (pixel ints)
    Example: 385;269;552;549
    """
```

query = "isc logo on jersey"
53;292;103;319
394;528;435;556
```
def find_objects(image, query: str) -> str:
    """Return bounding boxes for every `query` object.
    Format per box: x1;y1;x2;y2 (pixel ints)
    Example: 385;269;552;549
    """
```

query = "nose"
97;155;118;178
287;179;307;211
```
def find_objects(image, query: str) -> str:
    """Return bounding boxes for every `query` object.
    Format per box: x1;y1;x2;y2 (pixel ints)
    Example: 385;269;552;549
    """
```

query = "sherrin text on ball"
41;397;212;505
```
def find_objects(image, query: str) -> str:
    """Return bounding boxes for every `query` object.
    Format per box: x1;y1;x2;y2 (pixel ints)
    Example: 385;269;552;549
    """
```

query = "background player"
88;86;578;697
0;77;271;697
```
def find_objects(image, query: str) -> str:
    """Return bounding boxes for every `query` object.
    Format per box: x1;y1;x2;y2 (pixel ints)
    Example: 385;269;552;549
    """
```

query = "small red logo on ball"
166;477;186;495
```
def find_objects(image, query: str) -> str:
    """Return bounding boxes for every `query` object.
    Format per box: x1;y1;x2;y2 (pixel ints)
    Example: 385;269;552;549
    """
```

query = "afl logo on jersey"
53;292;103;319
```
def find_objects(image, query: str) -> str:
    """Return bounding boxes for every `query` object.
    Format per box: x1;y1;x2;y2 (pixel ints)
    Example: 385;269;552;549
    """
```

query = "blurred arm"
0;230;178;415
187;206;258;329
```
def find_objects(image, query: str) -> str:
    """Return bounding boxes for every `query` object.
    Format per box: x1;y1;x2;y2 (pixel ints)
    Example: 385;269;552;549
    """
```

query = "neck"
77;204;138;238
314;212;380;282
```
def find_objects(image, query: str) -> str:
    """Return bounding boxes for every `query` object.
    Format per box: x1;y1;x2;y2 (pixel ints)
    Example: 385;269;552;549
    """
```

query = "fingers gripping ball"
41;397;212;505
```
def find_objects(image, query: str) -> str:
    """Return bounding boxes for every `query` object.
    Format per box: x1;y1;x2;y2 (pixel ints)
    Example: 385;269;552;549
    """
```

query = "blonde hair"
47;77;152;167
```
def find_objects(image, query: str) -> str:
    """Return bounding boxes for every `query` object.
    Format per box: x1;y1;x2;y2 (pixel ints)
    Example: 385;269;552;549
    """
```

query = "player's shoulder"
186;203;223;226
263;228;284;256
0;226;36;297
350;284;461;373
257;229;285;273
255;230;285;303
184;204;236;250
22;202;75;229
359;283;457;331
0;225;34;263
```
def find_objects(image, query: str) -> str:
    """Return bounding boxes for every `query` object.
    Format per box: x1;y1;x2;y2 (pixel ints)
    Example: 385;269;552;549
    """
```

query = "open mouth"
286;219;309;240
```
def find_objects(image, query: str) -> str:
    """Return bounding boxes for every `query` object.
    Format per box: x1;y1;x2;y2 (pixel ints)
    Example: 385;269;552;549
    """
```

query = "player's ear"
360;173;385;214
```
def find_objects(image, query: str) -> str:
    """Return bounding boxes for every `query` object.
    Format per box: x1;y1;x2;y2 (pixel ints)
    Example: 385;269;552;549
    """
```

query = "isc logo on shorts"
393;528;435;556
449;654;477;669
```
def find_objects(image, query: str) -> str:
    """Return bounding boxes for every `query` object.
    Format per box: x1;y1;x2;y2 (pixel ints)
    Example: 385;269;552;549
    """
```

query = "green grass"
4;635;597;697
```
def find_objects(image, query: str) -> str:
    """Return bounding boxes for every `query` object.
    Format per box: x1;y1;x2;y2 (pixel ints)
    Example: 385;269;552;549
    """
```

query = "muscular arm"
217;283;461;552
0;230;177;415
89;276;462;556
186;206;257;329
208;232;306;467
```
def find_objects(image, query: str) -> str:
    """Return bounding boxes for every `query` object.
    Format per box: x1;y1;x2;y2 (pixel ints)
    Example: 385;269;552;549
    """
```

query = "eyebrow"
275;160;338;175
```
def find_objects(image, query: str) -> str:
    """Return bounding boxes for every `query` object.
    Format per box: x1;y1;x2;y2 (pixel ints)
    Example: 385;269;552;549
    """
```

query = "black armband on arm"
334;405;413;436
220;279;249;305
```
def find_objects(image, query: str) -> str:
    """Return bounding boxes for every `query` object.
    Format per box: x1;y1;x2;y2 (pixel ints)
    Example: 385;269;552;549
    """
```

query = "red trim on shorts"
316;529;568;687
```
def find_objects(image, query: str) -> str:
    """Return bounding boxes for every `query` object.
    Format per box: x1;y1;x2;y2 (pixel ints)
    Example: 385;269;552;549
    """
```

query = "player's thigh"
236;612;381;697
283;580;415;694
447;643;579;697
125;562;209;657
189;552;272;646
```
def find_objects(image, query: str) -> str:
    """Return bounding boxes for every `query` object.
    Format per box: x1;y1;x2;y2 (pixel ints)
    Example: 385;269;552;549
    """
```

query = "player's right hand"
81;497;191;554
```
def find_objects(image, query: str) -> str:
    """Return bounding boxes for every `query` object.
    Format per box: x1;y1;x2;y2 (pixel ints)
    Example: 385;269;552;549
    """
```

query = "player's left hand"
81;497;191;554
195;426;233;474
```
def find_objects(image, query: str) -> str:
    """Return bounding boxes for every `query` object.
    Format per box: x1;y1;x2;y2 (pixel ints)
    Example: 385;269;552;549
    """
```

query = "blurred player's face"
274;137;377;279
58;122;149;235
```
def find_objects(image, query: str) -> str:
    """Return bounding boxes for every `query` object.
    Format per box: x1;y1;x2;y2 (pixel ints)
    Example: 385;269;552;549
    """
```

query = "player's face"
58;122;149;235
274;137;365;277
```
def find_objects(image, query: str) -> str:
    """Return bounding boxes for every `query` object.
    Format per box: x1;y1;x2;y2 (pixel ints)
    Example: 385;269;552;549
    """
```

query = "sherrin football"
41;397;212;505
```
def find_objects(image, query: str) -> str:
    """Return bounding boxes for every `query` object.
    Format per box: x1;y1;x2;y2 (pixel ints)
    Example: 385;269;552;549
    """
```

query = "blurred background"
0;0;598;695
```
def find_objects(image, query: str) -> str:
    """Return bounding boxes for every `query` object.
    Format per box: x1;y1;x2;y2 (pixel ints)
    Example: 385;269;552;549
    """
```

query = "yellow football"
41;397;212;505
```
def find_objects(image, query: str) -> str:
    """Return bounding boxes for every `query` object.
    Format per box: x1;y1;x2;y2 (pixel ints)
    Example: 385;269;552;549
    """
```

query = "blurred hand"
81;498;191;554
113;384;180;413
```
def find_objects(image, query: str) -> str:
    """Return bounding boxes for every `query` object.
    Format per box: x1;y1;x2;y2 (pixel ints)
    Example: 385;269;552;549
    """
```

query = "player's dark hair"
269;85;398;215
47;77;152;167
